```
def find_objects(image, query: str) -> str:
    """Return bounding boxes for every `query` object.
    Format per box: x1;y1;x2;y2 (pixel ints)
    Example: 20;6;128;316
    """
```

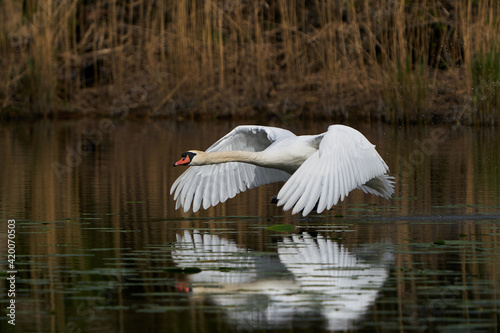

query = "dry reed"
0;0;499;124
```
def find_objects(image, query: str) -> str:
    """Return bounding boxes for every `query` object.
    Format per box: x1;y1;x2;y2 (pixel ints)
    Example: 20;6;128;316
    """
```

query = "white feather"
171;125;394;215
276;125;392;216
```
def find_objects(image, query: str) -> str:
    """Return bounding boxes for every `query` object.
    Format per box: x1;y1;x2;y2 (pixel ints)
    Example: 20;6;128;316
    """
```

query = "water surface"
0;120;499;332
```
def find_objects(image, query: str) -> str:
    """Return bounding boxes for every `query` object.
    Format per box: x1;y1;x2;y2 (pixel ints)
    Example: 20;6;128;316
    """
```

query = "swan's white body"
171;125;394;216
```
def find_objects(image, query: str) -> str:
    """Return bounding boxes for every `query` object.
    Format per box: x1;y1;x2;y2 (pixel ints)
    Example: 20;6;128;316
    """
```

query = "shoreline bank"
1;1;498;125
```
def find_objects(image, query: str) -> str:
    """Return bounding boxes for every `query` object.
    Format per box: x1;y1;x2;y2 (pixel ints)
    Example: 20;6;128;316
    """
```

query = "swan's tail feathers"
357;175;395;199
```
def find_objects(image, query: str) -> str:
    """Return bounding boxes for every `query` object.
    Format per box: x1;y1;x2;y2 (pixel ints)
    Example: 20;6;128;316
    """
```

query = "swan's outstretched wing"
204;125;295;153
277;125;394;216
171;126;294;212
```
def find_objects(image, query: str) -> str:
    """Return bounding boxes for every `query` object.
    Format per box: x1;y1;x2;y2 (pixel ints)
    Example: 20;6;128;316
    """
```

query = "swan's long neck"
193;151;265;167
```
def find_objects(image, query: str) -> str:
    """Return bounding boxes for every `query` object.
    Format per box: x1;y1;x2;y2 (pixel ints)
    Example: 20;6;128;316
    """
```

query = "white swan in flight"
170;125;394;216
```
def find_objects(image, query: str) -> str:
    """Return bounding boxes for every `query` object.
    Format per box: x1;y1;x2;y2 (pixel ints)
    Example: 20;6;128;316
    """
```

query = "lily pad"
164;267;202;274
266;224;295;232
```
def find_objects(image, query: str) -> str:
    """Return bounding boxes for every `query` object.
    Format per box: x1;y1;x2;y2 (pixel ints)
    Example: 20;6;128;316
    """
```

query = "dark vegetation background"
1;0;499;124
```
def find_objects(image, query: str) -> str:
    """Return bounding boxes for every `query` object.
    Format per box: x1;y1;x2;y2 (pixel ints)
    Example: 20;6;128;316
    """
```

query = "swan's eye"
182;152;196;160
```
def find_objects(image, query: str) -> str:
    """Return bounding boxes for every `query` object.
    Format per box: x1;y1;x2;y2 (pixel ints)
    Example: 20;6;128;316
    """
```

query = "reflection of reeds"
0;1;499;123
1;120;500;331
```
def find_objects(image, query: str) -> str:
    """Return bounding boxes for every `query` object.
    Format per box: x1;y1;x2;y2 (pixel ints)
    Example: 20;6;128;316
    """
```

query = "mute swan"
171;125;394;216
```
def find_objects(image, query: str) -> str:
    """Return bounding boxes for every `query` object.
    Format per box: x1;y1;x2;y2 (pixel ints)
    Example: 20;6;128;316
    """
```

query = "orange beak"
173;155;191;166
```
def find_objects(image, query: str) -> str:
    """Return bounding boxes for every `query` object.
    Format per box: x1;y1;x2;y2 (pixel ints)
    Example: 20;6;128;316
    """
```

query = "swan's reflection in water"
172;230;392;331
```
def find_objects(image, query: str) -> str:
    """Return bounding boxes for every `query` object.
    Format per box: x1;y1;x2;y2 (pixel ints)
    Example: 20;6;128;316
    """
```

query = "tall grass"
0;0;499;123
471;46;500;125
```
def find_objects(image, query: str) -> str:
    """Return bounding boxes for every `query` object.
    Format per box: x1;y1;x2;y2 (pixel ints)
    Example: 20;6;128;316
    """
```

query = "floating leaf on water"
241;251;276;257
183;267;202;274
164;267;202;274
217;267;232;272
266;224;295;232
95;305;130;310
88;248;133;252
432;204;482;209
82;227;115;230
347;207;371;212
217;266;251;272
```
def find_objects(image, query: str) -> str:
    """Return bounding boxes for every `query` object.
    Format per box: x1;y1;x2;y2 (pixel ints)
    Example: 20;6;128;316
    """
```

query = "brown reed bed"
0;0;499;124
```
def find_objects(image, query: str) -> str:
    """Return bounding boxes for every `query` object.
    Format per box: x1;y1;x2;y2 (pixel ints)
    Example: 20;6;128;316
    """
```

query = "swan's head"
173;151;200;166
